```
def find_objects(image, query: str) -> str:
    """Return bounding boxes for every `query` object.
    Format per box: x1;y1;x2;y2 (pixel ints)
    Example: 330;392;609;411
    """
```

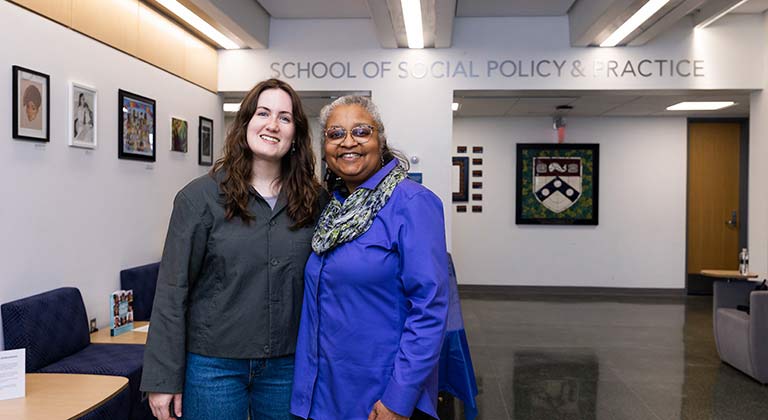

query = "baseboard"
457;284;686;299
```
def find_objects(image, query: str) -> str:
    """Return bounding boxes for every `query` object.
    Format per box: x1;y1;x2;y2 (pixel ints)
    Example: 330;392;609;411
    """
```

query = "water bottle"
739;248;749;275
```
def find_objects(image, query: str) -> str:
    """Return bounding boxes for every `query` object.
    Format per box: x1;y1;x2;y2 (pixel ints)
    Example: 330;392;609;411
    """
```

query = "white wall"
219;14;765;251
0;2;223;349
452;117;687;288
748;12;768;279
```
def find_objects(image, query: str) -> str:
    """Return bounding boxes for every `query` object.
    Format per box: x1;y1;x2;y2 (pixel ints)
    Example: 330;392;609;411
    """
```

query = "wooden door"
687;122;741;277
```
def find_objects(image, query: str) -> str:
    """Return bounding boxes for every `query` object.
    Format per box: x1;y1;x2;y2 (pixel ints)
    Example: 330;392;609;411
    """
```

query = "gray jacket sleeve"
140;190;209;393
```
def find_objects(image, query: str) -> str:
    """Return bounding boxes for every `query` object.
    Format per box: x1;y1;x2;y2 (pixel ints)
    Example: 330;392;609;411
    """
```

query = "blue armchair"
1;287;152;420
120;262;159;321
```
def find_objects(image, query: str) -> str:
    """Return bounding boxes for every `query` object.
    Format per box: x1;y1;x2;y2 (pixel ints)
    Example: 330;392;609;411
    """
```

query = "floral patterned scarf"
312;164;407;254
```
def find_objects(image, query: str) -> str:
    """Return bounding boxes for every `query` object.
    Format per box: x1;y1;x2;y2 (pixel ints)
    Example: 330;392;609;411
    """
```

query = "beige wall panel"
9;0;73;26
184;36;218;92
137;3;185;79
71;0;139;55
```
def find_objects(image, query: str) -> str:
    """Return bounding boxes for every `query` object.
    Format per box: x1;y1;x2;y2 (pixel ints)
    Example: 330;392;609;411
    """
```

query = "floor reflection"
513;351;597;420
445;294;768;420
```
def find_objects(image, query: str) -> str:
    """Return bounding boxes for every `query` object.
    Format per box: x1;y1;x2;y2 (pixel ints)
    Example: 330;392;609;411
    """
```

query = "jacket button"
271;258;279;266
263;345;270;353
269;220;277;227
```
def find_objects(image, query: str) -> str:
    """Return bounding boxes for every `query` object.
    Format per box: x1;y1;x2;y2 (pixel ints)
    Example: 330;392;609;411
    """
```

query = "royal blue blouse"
290;159;449;419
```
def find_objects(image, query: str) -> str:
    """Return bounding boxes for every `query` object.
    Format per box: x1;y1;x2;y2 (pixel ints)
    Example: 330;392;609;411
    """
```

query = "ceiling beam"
568;0;638;47
434;0;456;48
184;0;270;49
367;0;399;48
692;0;749;27
368;0;456;48
628;0;705;45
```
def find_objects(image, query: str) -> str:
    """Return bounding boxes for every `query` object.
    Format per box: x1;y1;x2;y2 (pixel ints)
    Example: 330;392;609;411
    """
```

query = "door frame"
685;118;749;294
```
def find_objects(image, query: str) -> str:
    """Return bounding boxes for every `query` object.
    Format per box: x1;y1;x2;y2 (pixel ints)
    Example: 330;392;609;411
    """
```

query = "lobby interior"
3;0;768;419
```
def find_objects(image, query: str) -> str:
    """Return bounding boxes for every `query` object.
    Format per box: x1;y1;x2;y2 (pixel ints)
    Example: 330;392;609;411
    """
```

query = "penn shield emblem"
533;157;582;213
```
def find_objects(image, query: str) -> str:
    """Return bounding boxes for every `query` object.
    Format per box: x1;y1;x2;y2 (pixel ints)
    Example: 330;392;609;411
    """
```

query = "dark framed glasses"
323;124;376;144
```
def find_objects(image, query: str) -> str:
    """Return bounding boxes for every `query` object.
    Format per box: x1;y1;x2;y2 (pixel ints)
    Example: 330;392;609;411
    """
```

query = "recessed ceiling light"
401;0;424;49
155;0;240;49
666;101;736;111
223;103;241;113
600;0;670;47
452;102;460;111
695;0;750;30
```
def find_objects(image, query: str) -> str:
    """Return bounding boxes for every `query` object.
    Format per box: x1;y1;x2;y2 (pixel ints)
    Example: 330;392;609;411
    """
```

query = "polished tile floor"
455;293;768;420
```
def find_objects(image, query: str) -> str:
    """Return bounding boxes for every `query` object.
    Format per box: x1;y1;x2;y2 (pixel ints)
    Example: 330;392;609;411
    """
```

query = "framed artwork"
516;143;599;225
198;116;214;166
68;82;97;148
452;156;469;202
171;117;188;153
12;65;50;142
118;89;156;162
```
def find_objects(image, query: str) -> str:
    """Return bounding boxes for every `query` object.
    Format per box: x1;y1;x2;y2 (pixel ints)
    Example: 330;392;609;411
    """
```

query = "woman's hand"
368;400;408;420
148;392;182;420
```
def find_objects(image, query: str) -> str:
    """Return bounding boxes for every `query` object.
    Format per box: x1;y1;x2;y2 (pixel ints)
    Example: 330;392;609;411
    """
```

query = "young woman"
141;79;325;420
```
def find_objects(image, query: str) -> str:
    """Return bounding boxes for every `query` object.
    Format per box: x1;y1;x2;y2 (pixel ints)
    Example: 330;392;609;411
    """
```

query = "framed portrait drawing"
118;89;156;162
12;65;50;142
198;116;214;166
516;143;599;225
68;82;97;148
171;117;188;153
452;156;469;202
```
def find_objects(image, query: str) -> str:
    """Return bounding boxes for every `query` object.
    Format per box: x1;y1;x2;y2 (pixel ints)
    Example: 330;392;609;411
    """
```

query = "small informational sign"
110;290;135;336
0;348;25;401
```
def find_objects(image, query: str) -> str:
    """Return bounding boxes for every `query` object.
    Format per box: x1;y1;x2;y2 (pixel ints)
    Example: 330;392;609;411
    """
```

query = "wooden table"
700;269;759;280
90;321;149;345
0;373;128;419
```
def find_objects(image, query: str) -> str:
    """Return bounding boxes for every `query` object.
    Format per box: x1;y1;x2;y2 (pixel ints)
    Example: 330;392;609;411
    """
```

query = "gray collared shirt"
140;172;324;393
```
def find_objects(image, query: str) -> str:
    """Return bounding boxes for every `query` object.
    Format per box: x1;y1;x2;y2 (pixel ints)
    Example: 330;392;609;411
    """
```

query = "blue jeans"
182;352;295;420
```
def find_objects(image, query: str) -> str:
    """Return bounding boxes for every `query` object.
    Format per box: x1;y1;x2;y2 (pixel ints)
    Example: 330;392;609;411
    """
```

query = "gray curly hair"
318;95;387;145
318;95;409;191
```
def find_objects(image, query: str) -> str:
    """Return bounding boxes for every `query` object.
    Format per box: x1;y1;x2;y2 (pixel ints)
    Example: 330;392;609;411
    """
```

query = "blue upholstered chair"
120;262;159;321
1;287;152;420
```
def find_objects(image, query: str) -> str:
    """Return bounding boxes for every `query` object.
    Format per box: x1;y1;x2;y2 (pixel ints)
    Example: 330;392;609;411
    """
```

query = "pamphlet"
110;289;135;336
0;348;25;401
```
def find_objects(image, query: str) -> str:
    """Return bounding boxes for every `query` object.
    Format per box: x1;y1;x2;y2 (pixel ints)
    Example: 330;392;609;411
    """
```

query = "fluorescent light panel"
155;0;240;49
401;0;424;48
452;102;460;111
666;101;736;111
695;0;750;30
223;103;241;113
600;0;670;47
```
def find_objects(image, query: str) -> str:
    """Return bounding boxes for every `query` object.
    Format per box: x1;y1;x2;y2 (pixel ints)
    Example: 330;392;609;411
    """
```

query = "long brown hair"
212;79;320;228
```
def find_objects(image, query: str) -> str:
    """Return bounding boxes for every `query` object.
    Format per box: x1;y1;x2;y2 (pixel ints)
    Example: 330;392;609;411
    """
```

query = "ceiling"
255;0;768;18
188;0;768;49
453;90;752;118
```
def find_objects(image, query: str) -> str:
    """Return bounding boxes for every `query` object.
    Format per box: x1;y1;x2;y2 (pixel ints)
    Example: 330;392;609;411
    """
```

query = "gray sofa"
713;280;768;384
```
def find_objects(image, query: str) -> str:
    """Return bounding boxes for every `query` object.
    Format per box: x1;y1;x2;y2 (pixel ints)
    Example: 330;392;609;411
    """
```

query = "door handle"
726;210;738;228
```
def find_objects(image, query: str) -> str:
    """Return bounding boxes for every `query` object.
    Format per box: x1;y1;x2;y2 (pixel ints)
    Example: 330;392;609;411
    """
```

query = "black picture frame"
453;156;469;202
198;116;214;166
118;89;156;162
12;65;50;142
516;143;599;225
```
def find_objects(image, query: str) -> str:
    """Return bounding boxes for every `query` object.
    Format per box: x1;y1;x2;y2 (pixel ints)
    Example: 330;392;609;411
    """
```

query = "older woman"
290;96;449;420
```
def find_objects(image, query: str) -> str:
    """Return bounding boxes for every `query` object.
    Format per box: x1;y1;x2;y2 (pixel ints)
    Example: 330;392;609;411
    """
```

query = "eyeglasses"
323;124;376;145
